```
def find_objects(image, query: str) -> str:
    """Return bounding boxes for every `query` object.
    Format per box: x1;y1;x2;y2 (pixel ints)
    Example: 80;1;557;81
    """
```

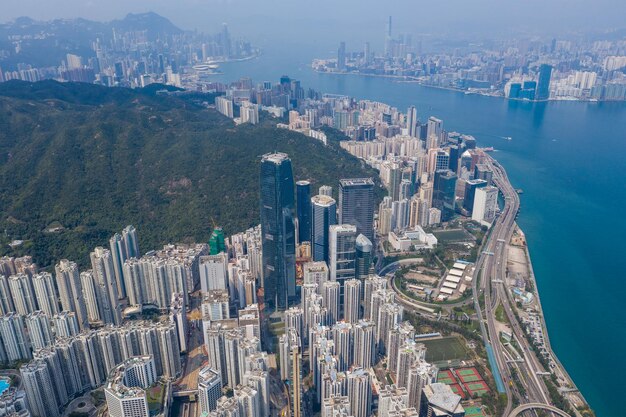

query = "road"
175;291;207;393
480;155;564;414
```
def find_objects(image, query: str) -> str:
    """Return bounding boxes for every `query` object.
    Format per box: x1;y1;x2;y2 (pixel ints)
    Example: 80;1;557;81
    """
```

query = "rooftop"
424;383;462;414
340;178;374;186
262;152;290;164
311;194;336;207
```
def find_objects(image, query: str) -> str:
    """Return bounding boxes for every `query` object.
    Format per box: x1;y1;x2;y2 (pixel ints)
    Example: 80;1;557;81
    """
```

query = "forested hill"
0;81;381;268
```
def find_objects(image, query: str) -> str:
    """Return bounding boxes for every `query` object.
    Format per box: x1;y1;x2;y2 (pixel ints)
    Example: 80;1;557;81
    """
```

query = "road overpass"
508;403;571;417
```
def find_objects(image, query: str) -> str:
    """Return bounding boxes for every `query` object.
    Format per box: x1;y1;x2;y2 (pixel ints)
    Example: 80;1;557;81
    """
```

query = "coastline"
311;67;613;103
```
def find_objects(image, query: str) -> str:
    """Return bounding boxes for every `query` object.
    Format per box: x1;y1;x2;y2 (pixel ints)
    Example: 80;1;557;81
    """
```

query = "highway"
482;156;565;415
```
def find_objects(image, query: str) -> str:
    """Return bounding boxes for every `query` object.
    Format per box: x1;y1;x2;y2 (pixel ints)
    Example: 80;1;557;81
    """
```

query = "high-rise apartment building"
26;311;53;350
343;279;361;323
198;366;222;414
8;273;37;316
90;247;121;325
32;272;59;318
21;360;60;417
0;312;30;361
55;259;88;330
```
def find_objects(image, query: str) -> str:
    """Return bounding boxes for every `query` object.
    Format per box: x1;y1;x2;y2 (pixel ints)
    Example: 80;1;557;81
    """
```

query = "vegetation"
495;304;506;323
543;376;573;415
90;390;105;407
0;80;381;268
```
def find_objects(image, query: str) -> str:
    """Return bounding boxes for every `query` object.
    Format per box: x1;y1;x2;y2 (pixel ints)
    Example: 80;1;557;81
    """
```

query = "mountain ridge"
0;81;382;268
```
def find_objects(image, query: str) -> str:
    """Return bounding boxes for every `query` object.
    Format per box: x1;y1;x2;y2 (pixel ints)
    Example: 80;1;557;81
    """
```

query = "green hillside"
0;81;382;268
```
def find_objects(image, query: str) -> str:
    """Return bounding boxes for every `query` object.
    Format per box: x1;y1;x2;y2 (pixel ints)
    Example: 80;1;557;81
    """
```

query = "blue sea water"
209;44;626;417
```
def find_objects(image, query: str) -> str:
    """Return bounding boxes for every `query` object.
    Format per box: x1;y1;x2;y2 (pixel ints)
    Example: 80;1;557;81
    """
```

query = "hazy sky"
2;0;625;45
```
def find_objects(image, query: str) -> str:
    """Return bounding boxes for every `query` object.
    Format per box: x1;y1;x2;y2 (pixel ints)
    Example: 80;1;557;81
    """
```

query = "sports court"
455;367;482;383
464;406;486;417
449;383;466;399
436;370;455;385
464;380;490;397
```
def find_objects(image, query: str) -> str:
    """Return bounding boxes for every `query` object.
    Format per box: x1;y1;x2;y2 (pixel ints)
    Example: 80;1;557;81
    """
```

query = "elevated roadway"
508;403;571;417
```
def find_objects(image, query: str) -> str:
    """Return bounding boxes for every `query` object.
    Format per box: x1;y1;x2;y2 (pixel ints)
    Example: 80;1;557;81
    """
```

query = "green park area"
433;229;475;243
422;336;469;363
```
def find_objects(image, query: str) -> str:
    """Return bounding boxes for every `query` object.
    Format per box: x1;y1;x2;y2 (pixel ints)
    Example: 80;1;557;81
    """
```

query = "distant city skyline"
2;0;626;44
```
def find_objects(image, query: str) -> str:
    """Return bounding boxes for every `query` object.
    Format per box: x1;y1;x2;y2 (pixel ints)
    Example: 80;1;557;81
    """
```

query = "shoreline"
311;67;617;103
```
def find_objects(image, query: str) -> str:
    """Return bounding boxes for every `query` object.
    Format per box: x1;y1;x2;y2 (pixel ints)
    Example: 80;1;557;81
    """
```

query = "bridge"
172;389;197;401
508;403;571;417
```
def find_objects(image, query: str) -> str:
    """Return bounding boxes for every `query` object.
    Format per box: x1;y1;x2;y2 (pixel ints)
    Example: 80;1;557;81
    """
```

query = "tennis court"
455;367;482;383
465;406;486;417
464;380;490;397
450;383;466;399
437;370;455;384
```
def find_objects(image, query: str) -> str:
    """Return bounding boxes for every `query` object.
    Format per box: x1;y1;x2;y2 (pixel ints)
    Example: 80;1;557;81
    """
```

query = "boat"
516;189;524;194
483;147;495;152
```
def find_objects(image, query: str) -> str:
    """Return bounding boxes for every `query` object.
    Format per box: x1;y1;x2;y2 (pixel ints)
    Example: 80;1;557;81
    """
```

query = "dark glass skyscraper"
433;170;457;221
296;180;312;244
260;153;296;311
536;64;552;101
311;194;337;263
339;178;375;243
355;234;373;280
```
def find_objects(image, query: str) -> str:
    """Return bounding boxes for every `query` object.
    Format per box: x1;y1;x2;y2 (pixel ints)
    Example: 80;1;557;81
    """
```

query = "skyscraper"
322;281;340;325
260;153;296;311
26;311;53;350
406;106;418;138
433;170;457;221
319;185;333;197
472;186;499;225
90;247;122;325
385;16;393;57
0;312;30;361
296;180;312;244
8;273;36;316
328;225;357;289
21;360;60;417
109;225;140;299
343;279;362;324
198;366;222;414
347;367;372;417
339;178;375;243
55;259;88;330
354;234;372;280
311;195;338;263
337;42;346;71
536;64;553;101
0;275;14;315
463;179;488;213
427;117;444;145
353;320;375;368
109;233;127;299
32;272;59;318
